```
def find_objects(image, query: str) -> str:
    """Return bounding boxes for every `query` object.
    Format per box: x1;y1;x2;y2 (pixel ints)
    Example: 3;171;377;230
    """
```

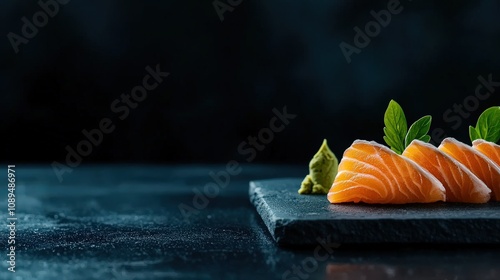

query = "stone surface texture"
250;178;500;246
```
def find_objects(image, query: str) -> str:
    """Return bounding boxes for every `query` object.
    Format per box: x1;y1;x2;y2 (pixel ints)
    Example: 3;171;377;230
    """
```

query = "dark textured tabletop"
1;165;499;280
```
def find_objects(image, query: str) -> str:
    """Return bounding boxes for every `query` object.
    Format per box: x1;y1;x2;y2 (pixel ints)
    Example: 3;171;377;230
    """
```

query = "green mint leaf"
383;135;402;153
418;135;431;143
472;106;500;143
469;126;481;142
405;115;432;147
383;128;405;154
383;100;407;154
383;127;400;146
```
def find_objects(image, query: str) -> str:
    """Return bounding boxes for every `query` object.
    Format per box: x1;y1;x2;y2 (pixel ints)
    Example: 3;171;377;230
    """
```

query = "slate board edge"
249;180;281;243
249;178;500;247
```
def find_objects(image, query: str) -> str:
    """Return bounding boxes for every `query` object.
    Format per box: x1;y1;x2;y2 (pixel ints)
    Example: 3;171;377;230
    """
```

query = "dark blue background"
2;0;500;164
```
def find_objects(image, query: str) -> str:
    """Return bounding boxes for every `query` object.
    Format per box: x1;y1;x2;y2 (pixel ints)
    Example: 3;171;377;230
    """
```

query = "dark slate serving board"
249;178;500;247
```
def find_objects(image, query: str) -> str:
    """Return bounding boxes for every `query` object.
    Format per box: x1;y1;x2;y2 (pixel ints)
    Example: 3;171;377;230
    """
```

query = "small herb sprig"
469;106;500;143
383;100;432;154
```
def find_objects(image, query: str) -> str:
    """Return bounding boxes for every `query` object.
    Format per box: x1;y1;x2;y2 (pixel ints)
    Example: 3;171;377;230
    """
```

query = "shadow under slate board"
249;178;500;247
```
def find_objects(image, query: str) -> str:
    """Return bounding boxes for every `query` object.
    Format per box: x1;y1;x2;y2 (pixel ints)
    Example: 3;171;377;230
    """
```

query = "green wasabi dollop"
298;139;338;194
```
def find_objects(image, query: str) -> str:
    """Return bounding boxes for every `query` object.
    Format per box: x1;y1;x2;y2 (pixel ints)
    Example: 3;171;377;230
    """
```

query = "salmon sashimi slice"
438;137;500;201
328;140;446;204
403;140;490;203
473;139;500;167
